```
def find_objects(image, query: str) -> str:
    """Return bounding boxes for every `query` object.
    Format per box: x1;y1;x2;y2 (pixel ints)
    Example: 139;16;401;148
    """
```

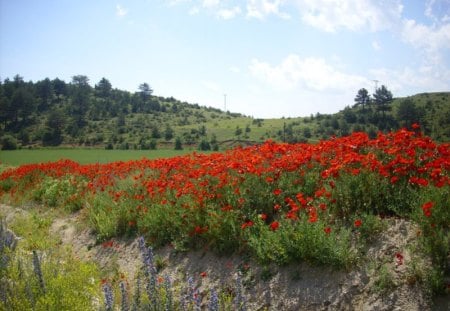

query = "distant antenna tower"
372;80;379;93
224;94;227;112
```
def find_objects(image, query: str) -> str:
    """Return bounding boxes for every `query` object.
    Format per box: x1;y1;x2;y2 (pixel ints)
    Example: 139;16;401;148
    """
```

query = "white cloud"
246;0;290;19
372;40;381;51
249;54;369;91
116;4;128;17
189;6;200;15
218;6;242;19
369;65;450;94
401;18;450;64
293;0;403;32
425;0;450;23
202;0;219;8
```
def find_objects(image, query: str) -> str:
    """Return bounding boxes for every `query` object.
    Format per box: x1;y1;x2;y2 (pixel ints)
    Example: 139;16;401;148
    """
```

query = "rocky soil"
2;204;449;310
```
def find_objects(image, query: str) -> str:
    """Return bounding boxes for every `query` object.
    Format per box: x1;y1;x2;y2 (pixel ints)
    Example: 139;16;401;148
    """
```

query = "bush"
174;137;183;150
1;135;18;150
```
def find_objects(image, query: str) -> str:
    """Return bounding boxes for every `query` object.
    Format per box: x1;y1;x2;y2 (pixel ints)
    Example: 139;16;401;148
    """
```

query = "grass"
0;148;202;166
0;212;246;310
1;128;449;308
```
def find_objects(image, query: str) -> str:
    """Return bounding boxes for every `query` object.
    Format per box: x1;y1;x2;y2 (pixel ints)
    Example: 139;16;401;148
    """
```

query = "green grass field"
0;148;201;166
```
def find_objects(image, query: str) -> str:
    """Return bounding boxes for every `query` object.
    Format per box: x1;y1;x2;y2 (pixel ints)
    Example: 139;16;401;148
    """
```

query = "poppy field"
1;127;449;294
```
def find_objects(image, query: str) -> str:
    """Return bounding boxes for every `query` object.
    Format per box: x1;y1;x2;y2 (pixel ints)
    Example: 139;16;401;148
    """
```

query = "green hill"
1;75;449;151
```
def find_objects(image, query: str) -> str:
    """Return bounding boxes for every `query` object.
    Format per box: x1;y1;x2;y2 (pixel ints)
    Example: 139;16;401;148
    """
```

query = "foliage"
0;128;449;296
1;215;101;310
1;135;18;150
1;75;449;149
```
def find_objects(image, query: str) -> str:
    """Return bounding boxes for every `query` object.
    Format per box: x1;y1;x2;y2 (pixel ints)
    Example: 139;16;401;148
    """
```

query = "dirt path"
2;203;448;310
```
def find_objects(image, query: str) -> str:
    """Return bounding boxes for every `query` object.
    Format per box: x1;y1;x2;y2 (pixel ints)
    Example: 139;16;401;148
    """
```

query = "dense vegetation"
1;128;449;303
1;75;449;151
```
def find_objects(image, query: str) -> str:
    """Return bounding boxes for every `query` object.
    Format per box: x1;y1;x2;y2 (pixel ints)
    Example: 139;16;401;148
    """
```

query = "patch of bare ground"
2;204;448;310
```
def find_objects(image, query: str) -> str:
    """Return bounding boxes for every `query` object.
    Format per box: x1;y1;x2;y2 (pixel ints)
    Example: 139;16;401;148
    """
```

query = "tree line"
0;74;217;149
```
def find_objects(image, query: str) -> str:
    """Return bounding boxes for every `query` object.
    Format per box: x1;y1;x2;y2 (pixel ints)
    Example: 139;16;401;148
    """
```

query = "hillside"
1;75;449;151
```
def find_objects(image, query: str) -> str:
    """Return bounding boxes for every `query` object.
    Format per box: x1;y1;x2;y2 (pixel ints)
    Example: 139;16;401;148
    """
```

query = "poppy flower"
270;221;280;231
273;188;282;196
421;201;434;217
354;219;362;227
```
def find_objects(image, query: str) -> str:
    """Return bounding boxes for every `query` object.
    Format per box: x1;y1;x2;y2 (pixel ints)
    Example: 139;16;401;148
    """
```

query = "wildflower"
120;281;129;311
132;274;141;311
260;213;267;221
390;176;399;184
395;252;404;266
241;220;254;230
32;250;45;293
354;219;362;228
273;188;282;196
421;201;434;217
324;227;332;235
269;221;279;231
102;282;114;311
208;289;219;311
235;272;247;311
308;207;318;223
200;271;207;278
164;275;173;311
274;204;281;211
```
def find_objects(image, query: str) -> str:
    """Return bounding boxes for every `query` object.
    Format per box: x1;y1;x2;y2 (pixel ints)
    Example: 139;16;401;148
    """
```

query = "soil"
1;204;449;310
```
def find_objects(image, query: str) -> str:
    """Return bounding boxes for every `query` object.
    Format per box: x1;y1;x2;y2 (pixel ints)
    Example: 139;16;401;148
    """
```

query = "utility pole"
224;94;227;112
372;80;379;94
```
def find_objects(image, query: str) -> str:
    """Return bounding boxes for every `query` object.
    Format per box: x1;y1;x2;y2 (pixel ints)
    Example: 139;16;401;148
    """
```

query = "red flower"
260;213;267;221
395;252;404;266
319;203;327;211
421;201;434;217
274;204;281;211
269;221;280;231
354;219;362;228
273;188;282;196
324;226;332;235
200;271;207;278
241;220;254;230
390;176;399;184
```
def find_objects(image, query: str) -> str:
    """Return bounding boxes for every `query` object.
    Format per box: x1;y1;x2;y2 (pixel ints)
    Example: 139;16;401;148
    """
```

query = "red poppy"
354;219;362;228
241;220;254;230
421;201;434;217
200;272;207;278
324;227;332;235
395;252;404;266
273;188;282;196
270;221;280;231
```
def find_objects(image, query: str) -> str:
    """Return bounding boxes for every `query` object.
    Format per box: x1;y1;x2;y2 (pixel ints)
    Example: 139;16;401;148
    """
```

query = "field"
1;127;449;310
0;148;201;166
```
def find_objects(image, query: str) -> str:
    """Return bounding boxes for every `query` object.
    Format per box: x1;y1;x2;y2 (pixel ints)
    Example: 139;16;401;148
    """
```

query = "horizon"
1;1;449;118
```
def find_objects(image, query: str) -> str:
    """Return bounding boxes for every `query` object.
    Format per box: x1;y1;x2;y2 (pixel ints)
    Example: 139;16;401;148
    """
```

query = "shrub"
1;135;18;150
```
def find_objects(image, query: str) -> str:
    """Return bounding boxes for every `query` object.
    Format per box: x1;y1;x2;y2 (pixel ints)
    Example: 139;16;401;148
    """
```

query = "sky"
1;0;450;118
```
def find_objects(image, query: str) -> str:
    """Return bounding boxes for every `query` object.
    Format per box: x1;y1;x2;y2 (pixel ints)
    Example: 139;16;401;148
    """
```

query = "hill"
1;75;449;150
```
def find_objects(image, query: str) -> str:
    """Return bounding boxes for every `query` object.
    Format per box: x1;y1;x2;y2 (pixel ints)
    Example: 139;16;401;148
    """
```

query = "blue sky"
1;0;449;118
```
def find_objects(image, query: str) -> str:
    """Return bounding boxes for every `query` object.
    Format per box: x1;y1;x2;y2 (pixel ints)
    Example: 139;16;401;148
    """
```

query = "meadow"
0;148;200;166
1;127;449;310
